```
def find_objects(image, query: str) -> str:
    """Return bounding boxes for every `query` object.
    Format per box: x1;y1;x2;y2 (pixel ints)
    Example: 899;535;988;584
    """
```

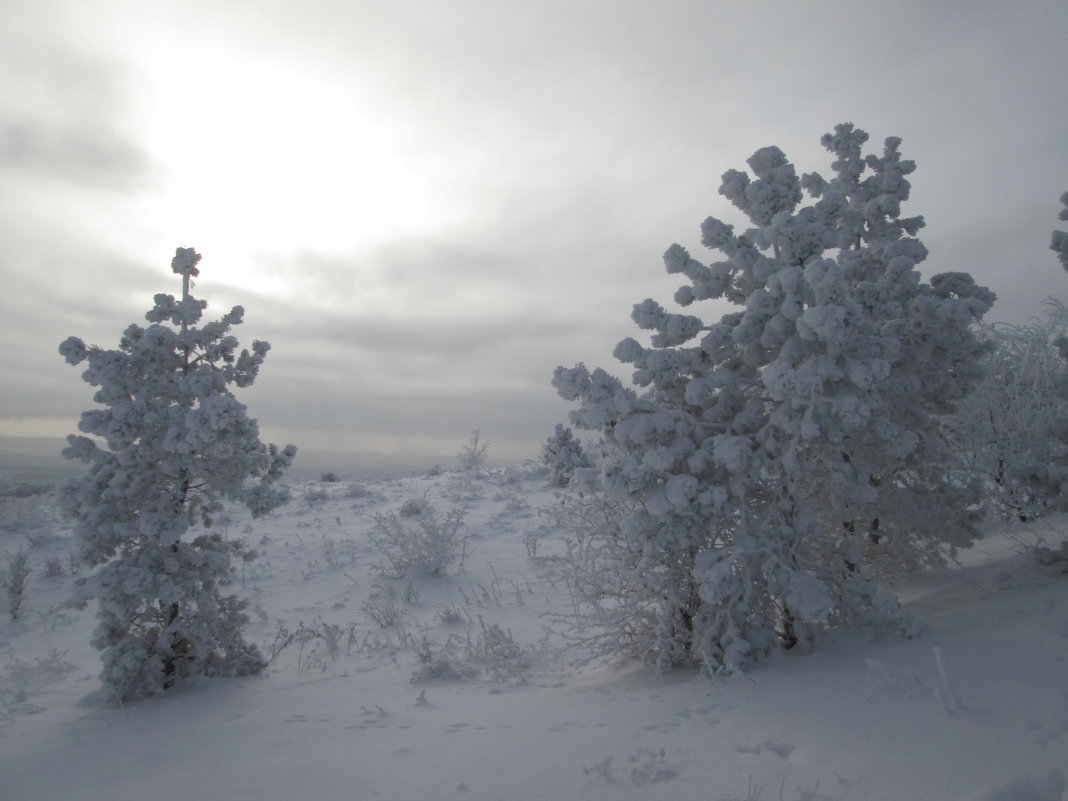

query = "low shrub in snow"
1034;540;1068;570
398;495;432;517
410;615;533;684
368;502;468;577
1;649;77;718
266;618;355;674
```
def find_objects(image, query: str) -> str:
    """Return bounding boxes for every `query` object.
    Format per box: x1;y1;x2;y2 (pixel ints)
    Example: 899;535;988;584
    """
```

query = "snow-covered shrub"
265;619;354;673
410;636;481;683
1034;541;1068;569
398;495;432;517
943;300;1068;521
58;247;296;701
1;649;77;718
0;482;53;499
368;502;468;576
0;494;60;543
469;616;532;683
490;460;548;487
497;492;530;516
554;124;994;674
548;492;679;666
1008;193;1068;511
445;472;484;503
362;598;408;628
541;423;591;488
410;615;532;684
301;483;330;505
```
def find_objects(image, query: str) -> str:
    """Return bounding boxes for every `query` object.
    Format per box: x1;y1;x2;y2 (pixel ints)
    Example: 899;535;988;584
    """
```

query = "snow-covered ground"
1;464;1066;801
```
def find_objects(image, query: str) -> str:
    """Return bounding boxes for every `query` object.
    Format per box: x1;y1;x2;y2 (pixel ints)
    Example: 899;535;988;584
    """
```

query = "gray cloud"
0;122;152;191
0;13;154;191
3;0;1067;465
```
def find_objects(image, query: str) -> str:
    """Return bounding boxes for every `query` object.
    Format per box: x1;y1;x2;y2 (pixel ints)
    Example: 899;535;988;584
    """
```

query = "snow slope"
1;465;1066;801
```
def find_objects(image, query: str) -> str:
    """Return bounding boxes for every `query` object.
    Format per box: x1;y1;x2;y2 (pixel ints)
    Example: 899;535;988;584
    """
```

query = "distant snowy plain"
1;463;1066;801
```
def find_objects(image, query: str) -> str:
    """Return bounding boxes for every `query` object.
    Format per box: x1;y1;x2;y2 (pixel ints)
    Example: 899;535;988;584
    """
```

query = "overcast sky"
2;0;1066;463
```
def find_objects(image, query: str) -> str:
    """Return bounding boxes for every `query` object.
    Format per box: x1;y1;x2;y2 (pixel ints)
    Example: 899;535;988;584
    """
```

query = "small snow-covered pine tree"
541;423;591;487
58;247;296;700
554;124;994;674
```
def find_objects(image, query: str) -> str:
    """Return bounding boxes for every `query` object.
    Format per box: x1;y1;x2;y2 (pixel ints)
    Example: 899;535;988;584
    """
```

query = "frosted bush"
398;495;432;517
265;619;354;673
410;636;481;683
943;299;1068;521
1007;193;1068;512
368;502;468;577
302;484;330;505
362;599;408;628
410;616;532;684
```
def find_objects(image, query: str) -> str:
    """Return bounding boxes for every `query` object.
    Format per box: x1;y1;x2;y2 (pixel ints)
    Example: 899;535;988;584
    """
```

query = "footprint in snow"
640;721;680;734
733;740;795;759
981;771;1065;801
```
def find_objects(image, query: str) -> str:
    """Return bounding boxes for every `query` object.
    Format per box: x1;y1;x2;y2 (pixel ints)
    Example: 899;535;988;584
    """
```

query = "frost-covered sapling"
457;428;489;473
541;423;591;488
58;247;296;701
554;124;994;674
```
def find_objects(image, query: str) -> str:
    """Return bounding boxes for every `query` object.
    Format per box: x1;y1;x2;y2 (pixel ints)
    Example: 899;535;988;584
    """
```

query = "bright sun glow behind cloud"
127;36;465;294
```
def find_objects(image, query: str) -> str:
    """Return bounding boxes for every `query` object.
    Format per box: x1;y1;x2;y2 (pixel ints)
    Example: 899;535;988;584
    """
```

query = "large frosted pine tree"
554;124;995;674
59;247;296;700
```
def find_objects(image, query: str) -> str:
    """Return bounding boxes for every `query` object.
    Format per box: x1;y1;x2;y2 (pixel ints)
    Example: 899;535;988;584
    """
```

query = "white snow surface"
1;464;1066;801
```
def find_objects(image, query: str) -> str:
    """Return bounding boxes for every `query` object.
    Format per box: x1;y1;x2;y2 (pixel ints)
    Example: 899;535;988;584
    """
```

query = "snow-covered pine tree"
553;124;994;674
58;247;296;701
542;423;591;487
